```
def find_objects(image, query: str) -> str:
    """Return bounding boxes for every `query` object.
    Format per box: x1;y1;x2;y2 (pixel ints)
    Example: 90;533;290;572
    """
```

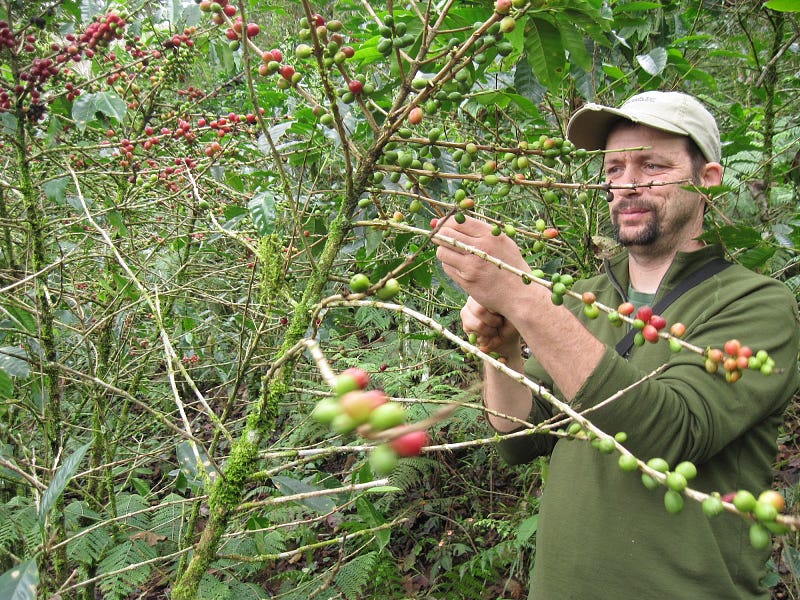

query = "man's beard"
612;202;660;246
614;216;659;246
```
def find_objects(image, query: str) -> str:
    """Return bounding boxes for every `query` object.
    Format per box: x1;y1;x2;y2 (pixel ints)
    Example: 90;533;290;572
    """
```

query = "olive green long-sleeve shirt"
498;245;800;600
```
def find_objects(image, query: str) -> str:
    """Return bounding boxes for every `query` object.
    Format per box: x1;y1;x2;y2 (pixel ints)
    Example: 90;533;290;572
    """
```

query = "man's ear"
701;162;723;187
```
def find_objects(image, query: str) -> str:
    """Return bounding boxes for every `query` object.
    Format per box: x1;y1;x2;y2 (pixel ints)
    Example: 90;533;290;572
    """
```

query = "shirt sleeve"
570;278;799;466
494;356;560;465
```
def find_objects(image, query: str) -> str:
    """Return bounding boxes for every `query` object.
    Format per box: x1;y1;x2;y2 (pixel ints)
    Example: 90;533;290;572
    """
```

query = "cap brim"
566;105;624;152
566;104;693;152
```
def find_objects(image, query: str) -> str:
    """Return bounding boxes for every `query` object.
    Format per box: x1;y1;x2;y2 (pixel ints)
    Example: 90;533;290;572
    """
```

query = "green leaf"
0;347;29;378
765;0;800;12
177;440;217;483
738;245;776;270
107;210;128;236
0;370;12;399
698;224;763;248
614;1;663;12
411;262;433;288
636;47;668;76
470;90;512;109
524;17;565;92
356;496;390;549
557;13;593;71
667;49;716;88
43;177;68;205
258;122;293;154
71;92;127;132
513;59;547;107
516;514;539;544
272;475;337;514
61;0;81;19
38;443;90;524
0;560;38;600
1;112;17;135
248;190;277;236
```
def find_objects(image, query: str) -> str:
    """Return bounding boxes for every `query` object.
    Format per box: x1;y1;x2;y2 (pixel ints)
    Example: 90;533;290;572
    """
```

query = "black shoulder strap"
615;258;732;358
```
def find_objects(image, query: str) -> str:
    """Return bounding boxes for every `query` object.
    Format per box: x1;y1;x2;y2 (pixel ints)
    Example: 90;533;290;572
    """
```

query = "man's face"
604;124;706;255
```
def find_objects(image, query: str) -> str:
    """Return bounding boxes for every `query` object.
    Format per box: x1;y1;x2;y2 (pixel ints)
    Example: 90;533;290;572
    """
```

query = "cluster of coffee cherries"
634;453;787;548
0;20;16;51
705;338;774;382
348;273;401;301
53;15;125;66
311;367;429;476
198;0;237;22
295;14;362;102
608;303;685;348
547;285;774;382
76;12;127;51
723;488;788;548
222;16;260;50
0;23;62;119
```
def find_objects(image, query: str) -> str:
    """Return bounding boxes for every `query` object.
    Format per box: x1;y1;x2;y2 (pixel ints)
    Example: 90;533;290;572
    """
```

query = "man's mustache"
611;200;656;216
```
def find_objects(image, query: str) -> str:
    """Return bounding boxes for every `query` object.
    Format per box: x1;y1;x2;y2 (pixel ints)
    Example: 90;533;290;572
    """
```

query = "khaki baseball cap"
566;91;721;163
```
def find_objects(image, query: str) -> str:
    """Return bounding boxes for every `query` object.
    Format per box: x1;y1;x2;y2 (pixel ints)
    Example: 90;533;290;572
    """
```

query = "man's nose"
607;169;641;201
616;168;642;195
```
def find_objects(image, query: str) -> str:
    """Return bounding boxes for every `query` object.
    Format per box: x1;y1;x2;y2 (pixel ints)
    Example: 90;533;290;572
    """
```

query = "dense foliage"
0;0;798;598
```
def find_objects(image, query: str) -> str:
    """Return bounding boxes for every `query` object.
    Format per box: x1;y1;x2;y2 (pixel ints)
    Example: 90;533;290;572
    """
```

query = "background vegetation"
0;0;798;598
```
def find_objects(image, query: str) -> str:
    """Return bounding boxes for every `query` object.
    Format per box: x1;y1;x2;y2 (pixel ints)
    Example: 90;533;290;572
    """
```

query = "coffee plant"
0;0;798;598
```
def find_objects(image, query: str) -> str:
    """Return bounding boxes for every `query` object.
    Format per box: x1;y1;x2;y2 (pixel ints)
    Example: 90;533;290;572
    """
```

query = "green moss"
256;234;285;308
208;435;259;515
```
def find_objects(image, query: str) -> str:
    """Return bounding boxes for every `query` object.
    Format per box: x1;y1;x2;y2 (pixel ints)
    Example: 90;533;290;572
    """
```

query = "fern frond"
150;493;186;543
228;579;270;599
278;577;336;600
97;539;156;600
215;536;259;578
443;566;488;597
64;499;102;531
335;550;378;600
196;573;232;599
1;497;37;558
67;526;112;566
386;456;439;493
114;493;149;530
256;529;286;555
0;504;18;551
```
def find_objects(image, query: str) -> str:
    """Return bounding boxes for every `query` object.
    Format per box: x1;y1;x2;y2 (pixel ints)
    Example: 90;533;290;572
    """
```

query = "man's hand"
434;214;605;403
434;215;530;317
461;297;520;358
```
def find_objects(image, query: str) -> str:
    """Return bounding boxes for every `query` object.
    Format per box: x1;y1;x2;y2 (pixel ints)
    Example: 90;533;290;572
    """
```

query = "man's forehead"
606;121;689;144
602;145;685;165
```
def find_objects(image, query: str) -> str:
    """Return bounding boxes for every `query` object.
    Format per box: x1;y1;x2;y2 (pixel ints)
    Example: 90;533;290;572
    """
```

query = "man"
434;91;799;599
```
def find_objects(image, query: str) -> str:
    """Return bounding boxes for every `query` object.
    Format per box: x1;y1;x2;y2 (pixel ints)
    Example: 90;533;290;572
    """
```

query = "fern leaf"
387;456;439;493
1;498;38;558
97;539;156;600
114;493;149;530
150;493;186;543
67;526;112;566
0;504;18;551
228;580;269;599
64;499;102;531
335;551;378;600
196;573;231;599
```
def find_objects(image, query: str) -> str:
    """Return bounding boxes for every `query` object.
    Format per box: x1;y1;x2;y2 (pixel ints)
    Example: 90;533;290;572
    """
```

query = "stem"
757;10;785;222
15;96;66;596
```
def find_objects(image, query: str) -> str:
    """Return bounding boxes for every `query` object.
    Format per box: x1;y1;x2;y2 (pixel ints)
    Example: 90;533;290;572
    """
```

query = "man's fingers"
468;299;505;328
